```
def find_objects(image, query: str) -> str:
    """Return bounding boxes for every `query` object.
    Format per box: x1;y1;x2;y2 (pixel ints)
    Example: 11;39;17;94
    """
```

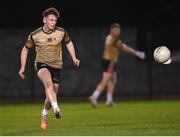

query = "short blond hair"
42;7;59;18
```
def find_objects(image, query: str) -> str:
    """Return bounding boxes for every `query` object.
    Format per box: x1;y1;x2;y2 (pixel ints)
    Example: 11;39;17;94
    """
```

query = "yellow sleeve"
115;40;124;49
62;31;71;44
25;34;34;49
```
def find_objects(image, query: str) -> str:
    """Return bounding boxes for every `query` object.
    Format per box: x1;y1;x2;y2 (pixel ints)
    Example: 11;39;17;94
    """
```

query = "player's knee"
44;81;54;90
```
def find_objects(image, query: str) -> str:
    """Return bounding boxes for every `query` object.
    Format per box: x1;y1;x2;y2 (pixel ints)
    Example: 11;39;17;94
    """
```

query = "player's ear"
43;17;46;24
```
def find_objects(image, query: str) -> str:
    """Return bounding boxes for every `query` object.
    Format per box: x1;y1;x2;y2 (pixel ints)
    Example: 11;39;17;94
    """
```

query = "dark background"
1;0;180;51
1;0;180;28
0;0;180;101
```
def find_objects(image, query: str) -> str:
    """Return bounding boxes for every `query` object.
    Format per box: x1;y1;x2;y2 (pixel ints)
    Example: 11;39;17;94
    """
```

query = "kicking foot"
89;96;97;108
54;107;61;119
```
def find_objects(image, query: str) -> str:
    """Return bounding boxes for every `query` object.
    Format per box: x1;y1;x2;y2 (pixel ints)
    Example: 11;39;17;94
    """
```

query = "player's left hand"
73;58;80;67
135;51;146;60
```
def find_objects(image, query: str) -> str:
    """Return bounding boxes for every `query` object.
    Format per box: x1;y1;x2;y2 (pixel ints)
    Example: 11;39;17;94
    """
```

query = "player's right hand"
18;67;25;80
136;51;146;60
73;58;80;67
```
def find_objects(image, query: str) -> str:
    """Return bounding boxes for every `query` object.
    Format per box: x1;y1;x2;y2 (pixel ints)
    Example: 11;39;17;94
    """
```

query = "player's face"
111;27;121;37
44;14;57;30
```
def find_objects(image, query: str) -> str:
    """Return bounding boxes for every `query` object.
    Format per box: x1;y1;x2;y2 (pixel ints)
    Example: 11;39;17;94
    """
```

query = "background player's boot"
106;101;115;107
40;116;48;129
54;107;61;119
89;96;97;107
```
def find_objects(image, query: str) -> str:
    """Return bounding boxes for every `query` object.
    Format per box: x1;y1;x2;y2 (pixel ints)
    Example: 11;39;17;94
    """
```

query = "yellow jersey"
103;34;124;62
25;27;70;68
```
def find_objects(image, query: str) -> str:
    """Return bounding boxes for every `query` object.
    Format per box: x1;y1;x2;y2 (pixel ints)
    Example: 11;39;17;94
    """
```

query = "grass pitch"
0;100;180;136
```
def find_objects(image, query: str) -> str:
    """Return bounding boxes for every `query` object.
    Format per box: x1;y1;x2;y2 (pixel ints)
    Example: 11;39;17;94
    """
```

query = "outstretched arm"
121;43;145;60
66;41;80;67
18;46;29;79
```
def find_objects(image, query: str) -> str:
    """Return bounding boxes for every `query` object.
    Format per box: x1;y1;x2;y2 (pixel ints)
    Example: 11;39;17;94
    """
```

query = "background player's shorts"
35;62;61;84
102;59;117;74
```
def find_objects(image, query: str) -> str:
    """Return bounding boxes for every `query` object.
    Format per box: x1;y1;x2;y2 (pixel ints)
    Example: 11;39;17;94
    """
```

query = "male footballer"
89;23;145;107
18;7;80;129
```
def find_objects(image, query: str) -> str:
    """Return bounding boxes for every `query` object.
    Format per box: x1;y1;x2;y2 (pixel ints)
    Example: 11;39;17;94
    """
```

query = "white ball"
153;46;171;63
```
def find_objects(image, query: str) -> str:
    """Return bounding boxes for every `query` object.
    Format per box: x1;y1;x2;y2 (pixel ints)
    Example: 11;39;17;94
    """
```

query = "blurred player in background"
89;23;145;107
18;7;80;129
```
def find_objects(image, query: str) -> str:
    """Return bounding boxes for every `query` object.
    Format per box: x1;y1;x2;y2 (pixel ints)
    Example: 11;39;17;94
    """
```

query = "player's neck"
42;26;53;34
110;33;119;38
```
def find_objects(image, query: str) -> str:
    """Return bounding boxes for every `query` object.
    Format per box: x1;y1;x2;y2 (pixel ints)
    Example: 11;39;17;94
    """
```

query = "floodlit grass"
0;100;180;135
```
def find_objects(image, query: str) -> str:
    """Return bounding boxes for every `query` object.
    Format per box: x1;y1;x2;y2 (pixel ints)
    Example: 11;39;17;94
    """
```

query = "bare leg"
89;72;112;107
44;84;59;110
53;83;60;94
106;72;117;106
38;68;57;104
41;83;60;129
43;83;59;112
96;72;112;92
37;68;61;119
